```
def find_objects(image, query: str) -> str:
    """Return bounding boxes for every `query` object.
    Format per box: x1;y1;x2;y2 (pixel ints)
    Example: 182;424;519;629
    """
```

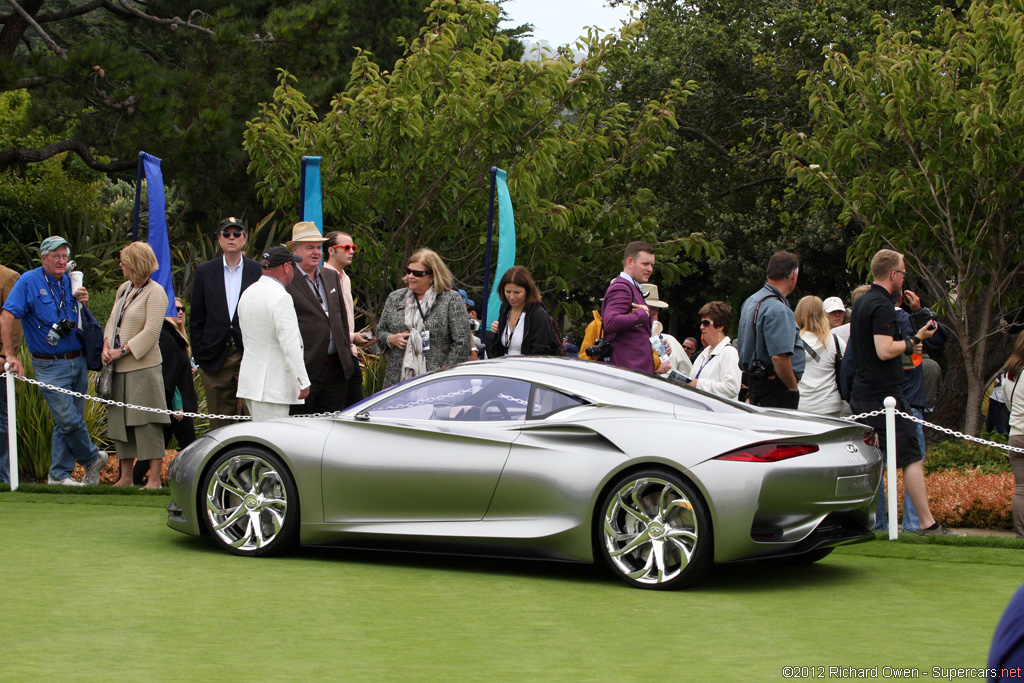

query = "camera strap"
113;280;149;347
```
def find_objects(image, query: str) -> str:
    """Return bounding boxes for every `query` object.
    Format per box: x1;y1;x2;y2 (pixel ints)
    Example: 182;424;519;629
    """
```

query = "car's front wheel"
598;470;712;589
202;447;299;557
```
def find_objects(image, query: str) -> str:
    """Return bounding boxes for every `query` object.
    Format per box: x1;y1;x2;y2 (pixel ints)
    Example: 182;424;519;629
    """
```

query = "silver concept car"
166;357;882;589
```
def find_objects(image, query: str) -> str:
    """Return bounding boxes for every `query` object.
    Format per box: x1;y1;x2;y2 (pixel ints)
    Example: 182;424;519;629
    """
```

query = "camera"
747;358;772;383
468;318;481;332
911;306;939;329
46;318;76;347
585;338;613;360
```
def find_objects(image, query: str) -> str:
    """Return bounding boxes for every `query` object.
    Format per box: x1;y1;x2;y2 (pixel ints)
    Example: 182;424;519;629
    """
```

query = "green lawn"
1;492;1020;681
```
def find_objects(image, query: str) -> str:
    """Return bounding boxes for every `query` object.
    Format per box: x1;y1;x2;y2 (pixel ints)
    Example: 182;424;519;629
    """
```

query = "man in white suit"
236;247;311;421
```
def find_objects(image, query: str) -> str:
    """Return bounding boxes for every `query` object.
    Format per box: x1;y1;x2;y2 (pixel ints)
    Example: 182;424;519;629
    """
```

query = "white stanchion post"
5;362;17;492
884;396;897;541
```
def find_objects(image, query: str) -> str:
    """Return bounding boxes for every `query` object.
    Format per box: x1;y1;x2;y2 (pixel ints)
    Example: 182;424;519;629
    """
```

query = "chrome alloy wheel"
206;454;289;552
602;476;700;586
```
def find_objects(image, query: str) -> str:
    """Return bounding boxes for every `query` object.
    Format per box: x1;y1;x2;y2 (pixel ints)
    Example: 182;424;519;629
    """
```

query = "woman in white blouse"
794;295;846;417
687;301;741;400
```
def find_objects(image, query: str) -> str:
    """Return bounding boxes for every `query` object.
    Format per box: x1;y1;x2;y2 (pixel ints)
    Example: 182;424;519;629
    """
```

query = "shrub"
925;470;1015;530
924;438;1012;474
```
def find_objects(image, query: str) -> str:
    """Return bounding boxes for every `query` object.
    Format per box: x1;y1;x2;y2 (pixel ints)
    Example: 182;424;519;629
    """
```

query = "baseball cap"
261;246;302;269
823;296;846;314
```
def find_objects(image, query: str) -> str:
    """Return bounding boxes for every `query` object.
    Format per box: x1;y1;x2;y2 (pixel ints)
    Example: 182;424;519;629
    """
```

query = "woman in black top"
487;265;559;357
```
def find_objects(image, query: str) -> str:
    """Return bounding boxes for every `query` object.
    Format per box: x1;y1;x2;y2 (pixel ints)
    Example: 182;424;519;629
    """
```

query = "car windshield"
361;376;533;422
529;361;755;414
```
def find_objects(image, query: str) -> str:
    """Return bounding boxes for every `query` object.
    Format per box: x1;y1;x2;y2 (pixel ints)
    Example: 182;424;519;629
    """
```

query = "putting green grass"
1;494;1020;681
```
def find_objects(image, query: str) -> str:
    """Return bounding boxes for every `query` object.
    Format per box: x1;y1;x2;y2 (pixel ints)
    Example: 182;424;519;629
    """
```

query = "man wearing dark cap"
190;217;261;429
236;247;310;421
1;236;107;485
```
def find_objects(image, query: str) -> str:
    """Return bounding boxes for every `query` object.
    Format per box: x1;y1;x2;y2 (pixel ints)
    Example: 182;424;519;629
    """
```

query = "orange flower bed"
890;469;1015;530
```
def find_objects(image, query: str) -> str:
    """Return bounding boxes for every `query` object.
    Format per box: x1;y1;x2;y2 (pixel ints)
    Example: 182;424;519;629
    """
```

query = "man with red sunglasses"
322;230;372;407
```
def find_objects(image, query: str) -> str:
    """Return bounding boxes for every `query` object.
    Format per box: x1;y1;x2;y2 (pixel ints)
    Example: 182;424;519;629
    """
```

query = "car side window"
530;386;587;419
363;376;531;422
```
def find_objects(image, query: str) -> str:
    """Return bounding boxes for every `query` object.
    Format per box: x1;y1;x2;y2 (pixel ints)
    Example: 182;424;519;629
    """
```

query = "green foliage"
245;0;721;323
924;439;1013;474
778;0;1024;433
11;347;108;481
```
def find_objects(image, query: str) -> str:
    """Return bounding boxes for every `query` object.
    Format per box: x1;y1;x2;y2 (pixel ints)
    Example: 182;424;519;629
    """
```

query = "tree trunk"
0;0;45;58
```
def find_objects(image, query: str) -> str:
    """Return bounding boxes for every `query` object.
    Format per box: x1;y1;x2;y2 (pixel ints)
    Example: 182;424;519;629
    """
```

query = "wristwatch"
120;346;129;357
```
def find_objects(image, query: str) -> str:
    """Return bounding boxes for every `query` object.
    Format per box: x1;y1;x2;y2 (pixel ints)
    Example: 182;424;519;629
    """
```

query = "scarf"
401;287;437;382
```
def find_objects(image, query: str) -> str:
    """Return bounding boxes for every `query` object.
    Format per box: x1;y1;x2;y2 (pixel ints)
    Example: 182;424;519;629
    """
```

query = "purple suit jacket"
602;276;654;373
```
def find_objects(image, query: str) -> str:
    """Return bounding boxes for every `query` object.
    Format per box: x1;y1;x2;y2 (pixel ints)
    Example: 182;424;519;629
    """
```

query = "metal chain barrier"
1;370;349;421
845;407;1024;454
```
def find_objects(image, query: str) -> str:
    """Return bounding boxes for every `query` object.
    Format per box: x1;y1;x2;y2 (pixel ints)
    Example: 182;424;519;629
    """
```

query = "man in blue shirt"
0;236;107;486
737;251;806;408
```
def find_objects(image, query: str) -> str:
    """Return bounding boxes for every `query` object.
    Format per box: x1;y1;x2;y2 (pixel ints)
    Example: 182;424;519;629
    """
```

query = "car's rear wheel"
202;447;299;557
598;470;712;590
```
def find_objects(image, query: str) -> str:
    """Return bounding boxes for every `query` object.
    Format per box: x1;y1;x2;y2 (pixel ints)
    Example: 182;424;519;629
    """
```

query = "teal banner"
299;156;323;230
485;168;515;331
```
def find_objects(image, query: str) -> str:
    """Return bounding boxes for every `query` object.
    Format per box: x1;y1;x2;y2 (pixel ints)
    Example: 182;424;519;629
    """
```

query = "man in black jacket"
189;217;261;430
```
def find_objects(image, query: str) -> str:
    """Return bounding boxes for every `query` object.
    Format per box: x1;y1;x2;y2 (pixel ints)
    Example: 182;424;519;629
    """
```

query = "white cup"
70;271;84;292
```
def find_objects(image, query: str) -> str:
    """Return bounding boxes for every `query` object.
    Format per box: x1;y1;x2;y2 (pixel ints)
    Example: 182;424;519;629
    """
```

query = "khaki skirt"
107;365;170;443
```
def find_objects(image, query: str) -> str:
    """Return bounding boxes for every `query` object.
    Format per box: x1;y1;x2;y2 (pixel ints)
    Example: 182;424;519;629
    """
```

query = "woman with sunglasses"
486;265;559;358
101;241;170;488
686;301;741;400
377;249;471;387
794;295;845;417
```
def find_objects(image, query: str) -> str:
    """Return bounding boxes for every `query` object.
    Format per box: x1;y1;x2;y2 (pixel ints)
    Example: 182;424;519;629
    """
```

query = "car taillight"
716;443;819;462
863;432;878;448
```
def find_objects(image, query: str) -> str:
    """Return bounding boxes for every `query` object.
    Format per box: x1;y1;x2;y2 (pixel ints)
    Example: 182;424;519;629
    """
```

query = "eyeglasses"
175;306;184;312
333;244;358;253
221;230;244;239
405;267;432;277
48;253;71;262
699;319;714;327
893;270;906;277
683;345;696;352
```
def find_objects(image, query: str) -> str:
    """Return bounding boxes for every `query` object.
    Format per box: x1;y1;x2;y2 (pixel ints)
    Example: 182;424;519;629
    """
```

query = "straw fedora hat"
286;221;327;249
640;283;669;308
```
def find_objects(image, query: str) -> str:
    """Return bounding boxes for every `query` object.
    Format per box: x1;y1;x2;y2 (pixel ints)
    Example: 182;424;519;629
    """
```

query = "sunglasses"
332;244;358;253
176;306;184;312
405;267;432;277
699;319;714;327
221;230;244;239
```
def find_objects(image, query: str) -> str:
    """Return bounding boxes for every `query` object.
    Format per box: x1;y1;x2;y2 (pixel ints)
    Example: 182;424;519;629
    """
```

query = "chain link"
7;370;1024;452
844;404;1024;454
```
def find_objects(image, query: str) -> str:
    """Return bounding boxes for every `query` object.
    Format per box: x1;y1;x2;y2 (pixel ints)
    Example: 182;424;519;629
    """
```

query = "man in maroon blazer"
602;241;657;373
285;222;354;414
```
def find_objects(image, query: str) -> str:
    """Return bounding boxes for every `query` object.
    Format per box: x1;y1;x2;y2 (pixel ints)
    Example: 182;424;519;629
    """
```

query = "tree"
244;0;721;325
0;0;445;226
603;0;956;332
778;0;1024;434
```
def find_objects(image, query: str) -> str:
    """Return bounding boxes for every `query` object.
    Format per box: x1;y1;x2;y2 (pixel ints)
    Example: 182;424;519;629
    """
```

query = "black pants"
343;356;363;408
850;397;923;469
292;354;347;415
749;376;799;409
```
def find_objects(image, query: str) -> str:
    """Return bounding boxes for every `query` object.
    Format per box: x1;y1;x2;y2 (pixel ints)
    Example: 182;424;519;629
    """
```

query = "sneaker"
47;475;85;487
918;524;964;537
82;451;108;486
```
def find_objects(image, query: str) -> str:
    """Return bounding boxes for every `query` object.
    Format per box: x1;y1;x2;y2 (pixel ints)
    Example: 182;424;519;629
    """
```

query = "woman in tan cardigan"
102;242;170;488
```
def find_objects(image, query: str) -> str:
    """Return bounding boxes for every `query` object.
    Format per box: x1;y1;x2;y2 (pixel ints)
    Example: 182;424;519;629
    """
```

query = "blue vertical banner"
299;156;323;231
133;152;176;317
484;168;516;332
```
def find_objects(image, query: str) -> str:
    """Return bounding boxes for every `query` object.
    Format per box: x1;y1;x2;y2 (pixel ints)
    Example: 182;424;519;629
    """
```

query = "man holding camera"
848;248;957;536
737;251;805;408
1;236;107;486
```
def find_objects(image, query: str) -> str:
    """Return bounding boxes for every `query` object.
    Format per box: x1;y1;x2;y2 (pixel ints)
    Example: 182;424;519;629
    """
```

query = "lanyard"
502;309;523;346
43;272;69;320
414;296;432;324
305;272;328;313
113;280;148;346
694;352;717;379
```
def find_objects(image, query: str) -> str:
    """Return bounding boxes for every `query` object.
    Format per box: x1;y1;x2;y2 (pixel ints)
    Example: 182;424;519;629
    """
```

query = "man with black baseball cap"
236;247;310;421
189;217;261;430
